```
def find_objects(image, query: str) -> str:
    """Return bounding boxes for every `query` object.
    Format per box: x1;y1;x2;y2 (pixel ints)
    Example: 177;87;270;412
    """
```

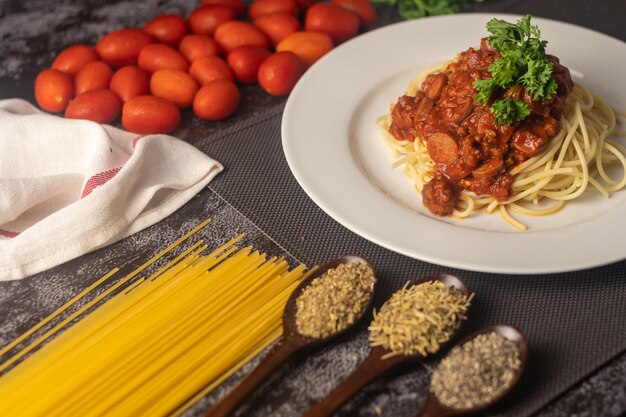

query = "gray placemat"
1;0;626;416
195;106;626;417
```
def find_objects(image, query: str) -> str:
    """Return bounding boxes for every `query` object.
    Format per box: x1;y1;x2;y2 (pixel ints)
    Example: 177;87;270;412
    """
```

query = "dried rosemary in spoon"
369;280;473;359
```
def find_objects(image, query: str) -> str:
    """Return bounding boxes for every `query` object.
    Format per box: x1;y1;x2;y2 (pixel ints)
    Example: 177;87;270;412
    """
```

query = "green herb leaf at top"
477;14;559;125
485;17;525;52
491;97;531;125
370;0;483;21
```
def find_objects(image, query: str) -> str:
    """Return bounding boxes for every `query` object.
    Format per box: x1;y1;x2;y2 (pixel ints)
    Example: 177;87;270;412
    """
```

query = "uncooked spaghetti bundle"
0;219;311;417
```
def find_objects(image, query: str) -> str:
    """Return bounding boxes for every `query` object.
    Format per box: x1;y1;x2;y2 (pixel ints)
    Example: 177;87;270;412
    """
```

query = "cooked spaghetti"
0;219;312;417
379;17;626;230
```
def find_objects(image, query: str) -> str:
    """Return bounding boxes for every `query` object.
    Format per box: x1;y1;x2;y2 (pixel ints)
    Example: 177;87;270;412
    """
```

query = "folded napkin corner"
0;99;223;281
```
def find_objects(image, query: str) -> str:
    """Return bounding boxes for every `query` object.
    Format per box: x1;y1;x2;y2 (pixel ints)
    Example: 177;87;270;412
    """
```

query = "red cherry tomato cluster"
34;0;377;134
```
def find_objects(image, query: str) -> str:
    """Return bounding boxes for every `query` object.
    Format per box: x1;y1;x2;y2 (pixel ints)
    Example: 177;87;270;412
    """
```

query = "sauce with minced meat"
389;39;574;216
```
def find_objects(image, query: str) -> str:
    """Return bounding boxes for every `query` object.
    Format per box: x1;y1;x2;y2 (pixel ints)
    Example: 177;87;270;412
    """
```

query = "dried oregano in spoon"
295;262;376;339
368;281;473;359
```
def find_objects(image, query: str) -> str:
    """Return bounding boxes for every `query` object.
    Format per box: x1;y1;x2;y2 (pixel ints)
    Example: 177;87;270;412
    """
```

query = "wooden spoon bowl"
416;325;528;417
282;254;375;346
204;255;376;417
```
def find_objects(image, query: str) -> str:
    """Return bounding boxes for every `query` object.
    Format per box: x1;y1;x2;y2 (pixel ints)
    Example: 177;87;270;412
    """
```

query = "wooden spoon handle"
204;337;301;417
301;349;399;417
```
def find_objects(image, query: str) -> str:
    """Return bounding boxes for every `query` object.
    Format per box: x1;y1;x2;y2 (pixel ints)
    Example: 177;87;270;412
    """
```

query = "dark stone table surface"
1;1;626;417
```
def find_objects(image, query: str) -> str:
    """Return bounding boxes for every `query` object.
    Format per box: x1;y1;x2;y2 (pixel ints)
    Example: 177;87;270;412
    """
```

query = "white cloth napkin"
0;99;223;281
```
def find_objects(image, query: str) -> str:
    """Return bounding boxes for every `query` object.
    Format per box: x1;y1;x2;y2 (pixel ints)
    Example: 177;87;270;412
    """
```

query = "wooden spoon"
301;273;469;417
204;255;376;417
416;325;528;417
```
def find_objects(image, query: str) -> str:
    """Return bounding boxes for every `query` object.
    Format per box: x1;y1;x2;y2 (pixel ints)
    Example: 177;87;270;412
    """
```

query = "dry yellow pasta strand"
0;267;118;359
0;269;138;374
169;326;283;417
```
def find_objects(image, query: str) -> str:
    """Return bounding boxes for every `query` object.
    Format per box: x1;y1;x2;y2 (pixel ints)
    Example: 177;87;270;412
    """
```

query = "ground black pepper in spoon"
416;325;528;417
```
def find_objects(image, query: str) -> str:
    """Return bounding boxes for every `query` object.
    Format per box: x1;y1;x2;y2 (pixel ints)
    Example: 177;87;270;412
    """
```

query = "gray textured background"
1;1;626;417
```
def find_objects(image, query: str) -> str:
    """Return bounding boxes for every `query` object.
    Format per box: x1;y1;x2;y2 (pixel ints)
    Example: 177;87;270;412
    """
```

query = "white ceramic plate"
282;14;626;274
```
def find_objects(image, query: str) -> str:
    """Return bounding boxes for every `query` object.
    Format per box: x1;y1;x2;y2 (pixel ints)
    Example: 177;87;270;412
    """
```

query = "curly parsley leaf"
489;55;519;87
473;78;495;105
519;59;558;100
485;17;524;52
491;97;531;125
476;15;559;125
525;38;548;59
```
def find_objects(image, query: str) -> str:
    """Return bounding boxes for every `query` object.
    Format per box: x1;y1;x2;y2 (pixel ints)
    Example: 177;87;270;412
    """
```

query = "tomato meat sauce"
388;39;573;216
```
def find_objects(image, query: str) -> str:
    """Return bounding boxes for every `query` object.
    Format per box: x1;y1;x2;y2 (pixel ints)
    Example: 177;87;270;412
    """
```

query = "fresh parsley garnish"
520;59;558;101
370;0;482;20
491;96;531;126
473;15;558;125
473;78;495;105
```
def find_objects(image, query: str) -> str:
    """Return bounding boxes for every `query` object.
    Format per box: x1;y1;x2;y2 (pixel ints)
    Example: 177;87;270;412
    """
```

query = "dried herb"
368;281;473;359
431;331;521;409
295;263;376;339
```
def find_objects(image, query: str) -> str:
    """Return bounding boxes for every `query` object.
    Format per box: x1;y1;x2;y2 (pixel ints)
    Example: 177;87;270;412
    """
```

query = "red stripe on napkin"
81;167;122;198
132;135;145;148
0;229;19;238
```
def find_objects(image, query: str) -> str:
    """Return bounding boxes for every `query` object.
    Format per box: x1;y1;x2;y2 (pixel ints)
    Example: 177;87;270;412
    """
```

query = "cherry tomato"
189;56;234;85
304;3;359;44
34;69;75;113
138;44;190;73
150;69;199;108
75;61;113;95
258;51;304;96
51;45;99;77
227;45;271;83
179;34;221;62
143;14;188;47
193;79;240;120
110;66;150;102
332;0;377;26
276;31;333;68
96;28;153;67
201;0;246;17
189;5;237;36
248;0;297;20
65;90;122;124
214;21;269;53
253;13;301;46
122;95;181;134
